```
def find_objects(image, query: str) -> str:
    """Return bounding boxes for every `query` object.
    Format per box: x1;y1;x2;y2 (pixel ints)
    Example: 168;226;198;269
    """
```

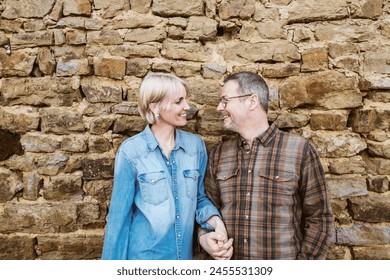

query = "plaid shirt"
205;123;333;259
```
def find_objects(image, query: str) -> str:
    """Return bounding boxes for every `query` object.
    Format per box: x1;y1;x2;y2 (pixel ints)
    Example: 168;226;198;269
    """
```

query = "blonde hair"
138;72;187;124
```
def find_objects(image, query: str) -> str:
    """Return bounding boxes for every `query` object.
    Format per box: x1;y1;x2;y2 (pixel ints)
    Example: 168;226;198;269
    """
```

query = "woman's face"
157;85;190;127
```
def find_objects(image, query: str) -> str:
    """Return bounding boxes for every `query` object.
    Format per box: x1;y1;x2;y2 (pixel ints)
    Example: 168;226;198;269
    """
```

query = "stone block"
65;30;87;45
367;139;390;159
37;48;56;75
81;77;123;103
315;21;376;43
83;180;113;203
43;173;83;201
197;106;226;136
184;17;218;41
87;30;123;45
326;175;368;199
328;42;358;59
125;58;150;77
367;175;389;193
40;108;85;135
88;117;115;135
112;115;146;134
261;63;300;78
130;0;152;14
348;108;390;133
23;172;42;201
125;26;166;44
219;0;255;20
351;0;383;19
0;129;24;161
301;47;329;72
223;41;300;63
37;231;104;260
352;246;390;260
201;64;226;79
111;44;160;58
172;61;201;78
280;71;362;109
0;49;36;77
93;57;126;80
112;102;139;116
0;235;36;260
0;77;81;107
88;136;112;153
61;135;88;152
308;131;367;158
10;31;53;50
36;153;69;176
349;195;390;222
326;245;351;260
1;0;55;19
77;203;106;226
310;110;348;131
0;106;39;134
286;0;348;23
336;224;390;246
0;168;23;203
162;40;212;62
275;111;310;129
56;58;90;76
63;0;92;16
81;158;114;180
327;157;366;175
0;202;78;233
152;0;203;17
185;77;221;106
111;10;164;29
365;157;390;176
21;132;61;153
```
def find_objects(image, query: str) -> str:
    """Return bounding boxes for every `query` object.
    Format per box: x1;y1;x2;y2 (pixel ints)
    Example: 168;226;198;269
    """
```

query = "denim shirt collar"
142;125;194;155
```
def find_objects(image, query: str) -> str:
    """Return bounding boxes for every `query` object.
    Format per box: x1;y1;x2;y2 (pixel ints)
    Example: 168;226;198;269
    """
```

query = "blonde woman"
102;73;231;260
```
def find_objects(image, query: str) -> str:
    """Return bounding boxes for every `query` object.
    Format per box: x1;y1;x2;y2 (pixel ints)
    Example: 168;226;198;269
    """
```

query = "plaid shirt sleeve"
298;141;333;259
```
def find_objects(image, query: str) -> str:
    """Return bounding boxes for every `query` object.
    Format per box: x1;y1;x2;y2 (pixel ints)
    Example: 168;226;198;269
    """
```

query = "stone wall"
0;0;389;260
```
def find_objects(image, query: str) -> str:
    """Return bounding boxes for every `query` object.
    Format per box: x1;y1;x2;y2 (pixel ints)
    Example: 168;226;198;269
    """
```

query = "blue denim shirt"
101;125;220;260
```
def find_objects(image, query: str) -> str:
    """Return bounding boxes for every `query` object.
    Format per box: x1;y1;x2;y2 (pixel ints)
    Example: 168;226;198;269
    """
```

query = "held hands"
199;231;233;260
200;216;233;260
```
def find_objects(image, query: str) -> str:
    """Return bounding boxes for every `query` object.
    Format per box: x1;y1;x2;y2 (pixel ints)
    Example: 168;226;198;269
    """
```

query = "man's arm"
297;142;333;260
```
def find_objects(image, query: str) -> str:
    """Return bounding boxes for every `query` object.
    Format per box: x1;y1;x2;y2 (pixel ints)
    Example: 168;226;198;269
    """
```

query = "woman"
102;72;228;260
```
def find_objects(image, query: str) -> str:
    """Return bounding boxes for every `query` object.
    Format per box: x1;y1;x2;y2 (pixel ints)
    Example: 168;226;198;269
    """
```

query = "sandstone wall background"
0;0;389;260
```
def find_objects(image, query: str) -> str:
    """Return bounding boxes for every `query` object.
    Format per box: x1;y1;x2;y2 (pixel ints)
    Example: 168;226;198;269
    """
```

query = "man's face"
217;80;248;133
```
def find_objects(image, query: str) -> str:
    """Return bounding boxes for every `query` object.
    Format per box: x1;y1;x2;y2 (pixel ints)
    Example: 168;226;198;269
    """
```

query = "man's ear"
248;94;258;110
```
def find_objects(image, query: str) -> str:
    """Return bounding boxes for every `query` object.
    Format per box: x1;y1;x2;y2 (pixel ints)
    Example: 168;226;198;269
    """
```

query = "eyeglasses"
219;94;253;108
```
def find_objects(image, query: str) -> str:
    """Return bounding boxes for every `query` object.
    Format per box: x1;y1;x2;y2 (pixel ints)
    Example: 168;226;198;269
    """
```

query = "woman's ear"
149;103;159;115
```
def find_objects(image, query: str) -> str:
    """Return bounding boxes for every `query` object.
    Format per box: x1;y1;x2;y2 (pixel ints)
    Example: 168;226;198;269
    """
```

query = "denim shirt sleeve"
195;139;221;230
101;146;135;260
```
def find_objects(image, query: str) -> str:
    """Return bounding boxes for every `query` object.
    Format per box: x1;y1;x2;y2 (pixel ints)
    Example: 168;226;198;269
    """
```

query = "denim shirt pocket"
138;171;169;205
183;169;199;200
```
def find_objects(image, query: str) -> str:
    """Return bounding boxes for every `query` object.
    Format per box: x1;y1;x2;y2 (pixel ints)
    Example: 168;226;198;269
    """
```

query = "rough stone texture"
37;232;104;260
349;195;390;222
0;130;24;160
0;235;36;259
0;0;389;260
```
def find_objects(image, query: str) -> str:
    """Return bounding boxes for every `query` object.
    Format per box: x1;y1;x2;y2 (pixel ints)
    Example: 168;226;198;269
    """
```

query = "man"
198;71;333;260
